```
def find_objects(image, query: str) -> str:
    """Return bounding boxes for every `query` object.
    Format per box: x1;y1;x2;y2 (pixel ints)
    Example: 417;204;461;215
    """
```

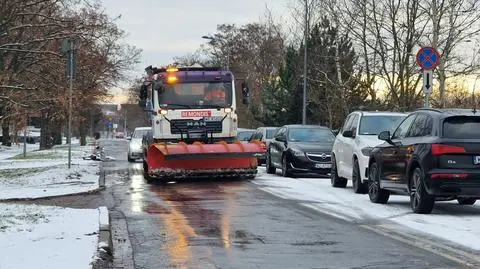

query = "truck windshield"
159;82;233;108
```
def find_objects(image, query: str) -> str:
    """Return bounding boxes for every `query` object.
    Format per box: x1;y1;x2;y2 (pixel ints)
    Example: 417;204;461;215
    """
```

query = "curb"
91;206;113;269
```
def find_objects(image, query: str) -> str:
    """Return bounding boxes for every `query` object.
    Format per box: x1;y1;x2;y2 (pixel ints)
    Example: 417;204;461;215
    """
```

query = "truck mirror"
139;84;148;100
152;80;164;92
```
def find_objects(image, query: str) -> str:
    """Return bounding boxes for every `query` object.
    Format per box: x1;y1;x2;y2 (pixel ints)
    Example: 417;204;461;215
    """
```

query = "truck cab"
140;66;238;144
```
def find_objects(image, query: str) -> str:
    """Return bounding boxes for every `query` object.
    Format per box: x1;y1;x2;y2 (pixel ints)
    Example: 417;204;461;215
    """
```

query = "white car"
128;127;151;162
331;111;407;193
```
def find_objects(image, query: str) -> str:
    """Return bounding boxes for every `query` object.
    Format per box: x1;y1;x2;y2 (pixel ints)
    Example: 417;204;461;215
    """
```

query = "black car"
266;125;336;177
368;108;480;214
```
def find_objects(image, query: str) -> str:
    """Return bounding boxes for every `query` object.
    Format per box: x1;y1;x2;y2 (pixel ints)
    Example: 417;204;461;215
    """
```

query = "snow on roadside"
0;142;100;200
254;167;480;251
0;143;38;160
0;203;99;269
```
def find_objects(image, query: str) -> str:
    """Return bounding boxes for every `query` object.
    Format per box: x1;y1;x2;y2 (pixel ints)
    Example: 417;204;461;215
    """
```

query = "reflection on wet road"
104;139;461;269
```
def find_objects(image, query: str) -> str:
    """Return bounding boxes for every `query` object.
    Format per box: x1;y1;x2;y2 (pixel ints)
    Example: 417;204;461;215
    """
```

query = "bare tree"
420;0;480;107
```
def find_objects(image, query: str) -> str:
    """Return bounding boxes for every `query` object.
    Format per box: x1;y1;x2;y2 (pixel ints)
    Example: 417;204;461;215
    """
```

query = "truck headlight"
224;107;232;113
361;147;373;156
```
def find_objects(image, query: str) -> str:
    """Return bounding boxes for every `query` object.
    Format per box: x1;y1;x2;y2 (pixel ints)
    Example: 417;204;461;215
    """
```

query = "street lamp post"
202;35;230;70
302;0;308;125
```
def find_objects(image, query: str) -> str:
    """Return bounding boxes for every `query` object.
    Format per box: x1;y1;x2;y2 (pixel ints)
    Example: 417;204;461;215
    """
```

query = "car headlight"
361;147;374;156
130;143;142;151
291;149;304;156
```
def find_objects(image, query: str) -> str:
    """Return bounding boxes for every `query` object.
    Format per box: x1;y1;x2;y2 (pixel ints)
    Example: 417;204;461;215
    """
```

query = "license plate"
315;163;331;169
474;156;480;165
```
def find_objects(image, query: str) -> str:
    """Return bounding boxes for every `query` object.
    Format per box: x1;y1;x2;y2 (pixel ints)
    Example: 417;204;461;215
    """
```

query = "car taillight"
431;144;465;156
431;173;468;179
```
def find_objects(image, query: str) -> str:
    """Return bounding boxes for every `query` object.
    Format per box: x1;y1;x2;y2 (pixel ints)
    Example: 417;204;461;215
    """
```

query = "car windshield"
266;129;276;139
159;82;233;108
443;116;480;139
359;115;405;135
237;131;254;141
287;128;335;143
133;129;150;138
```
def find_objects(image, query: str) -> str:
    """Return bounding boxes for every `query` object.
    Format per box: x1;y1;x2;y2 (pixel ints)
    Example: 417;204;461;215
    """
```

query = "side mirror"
152;80;164;92
140;84;148;100
126;136;132;140
138;100;147;108
378;131;391;141
275;136;285;142
332;129;339;136
342;130;354;138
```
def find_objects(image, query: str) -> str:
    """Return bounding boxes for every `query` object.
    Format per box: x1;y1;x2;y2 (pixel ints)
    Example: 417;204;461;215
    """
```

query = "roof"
352;111;408;116
416;108;480;116
283;124;330;129
256;126;278;130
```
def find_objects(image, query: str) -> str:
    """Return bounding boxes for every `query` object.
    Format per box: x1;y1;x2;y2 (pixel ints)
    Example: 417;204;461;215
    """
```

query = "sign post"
416;47;441;108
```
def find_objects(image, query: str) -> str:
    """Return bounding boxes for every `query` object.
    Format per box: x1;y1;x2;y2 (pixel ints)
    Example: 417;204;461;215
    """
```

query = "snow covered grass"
0;139;104;269
0;141;100;200
0;204;99;269
254;167;480;252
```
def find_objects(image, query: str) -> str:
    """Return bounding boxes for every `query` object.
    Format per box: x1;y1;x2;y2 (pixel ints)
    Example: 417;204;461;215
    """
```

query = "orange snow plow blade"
146;141;265;180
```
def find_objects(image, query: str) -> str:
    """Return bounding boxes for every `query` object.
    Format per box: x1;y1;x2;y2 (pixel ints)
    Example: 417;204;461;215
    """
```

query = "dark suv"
368;108;480;214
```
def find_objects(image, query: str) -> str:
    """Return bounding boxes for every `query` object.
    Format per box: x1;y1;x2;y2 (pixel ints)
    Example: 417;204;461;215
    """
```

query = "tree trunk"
79;121;87;146
52;121;62;145
40;114;54;150
2;120;10;146
438;66;446;108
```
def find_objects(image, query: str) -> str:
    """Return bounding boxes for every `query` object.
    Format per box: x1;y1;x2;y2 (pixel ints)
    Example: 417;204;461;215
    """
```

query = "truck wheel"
143;160;152;183
368;162;390;204
266;152;276;174
352;159;368;194
410;167;435;214
331;154;347;188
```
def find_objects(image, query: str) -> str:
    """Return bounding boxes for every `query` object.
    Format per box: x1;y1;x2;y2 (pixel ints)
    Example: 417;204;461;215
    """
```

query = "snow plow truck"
138;65;265;181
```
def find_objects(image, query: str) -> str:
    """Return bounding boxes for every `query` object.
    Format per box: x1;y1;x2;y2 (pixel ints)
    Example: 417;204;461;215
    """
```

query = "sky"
99;0;293;103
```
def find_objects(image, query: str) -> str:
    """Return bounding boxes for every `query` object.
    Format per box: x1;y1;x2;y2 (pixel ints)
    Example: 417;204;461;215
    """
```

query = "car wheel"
331;154;347;188
410;167;435;214
352;159;368;194
368;162;390;204
266;152;276;174
281;155;293;177
457;197;476;205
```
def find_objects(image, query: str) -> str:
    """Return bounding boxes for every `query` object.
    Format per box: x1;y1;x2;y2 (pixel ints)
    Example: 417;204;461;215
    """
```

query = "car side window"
339;114;355;134
407;114;433;137
349;114;360;133
392;114;417;140
275;127;286;139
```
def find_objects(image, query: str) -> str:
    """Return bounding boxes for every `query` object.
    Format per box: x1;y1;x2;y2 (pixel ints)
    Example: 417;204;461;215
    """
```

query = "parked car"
368;108;480;214
249;126;278;164
236;128;255;143
266;125;336;177
331;111;407;193
128;127;151;162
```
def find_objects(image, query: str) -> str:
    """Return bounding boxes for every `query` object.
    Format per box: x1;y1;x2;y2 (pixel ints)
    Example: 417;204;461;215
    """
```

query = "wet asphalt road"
102;139;462;269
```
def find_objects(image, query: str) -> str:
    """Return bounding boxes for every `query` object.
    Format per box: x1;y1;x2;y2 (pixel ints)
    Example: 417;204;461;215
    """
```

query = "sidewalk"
0;139;109;269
